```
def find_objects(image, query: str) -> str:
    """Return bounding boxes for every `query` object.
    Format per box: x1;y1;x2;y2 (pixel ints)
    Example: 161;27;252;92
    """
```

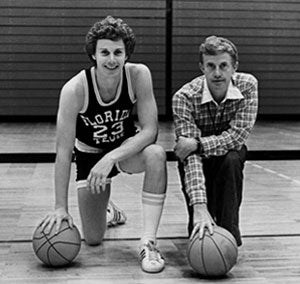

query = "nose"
214;66;221;77
108;53;116;63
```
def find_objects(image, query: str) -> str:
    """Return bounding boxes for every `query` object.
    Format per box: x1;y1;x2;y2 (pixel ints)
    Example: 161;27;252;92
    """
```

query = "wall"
172;0;300;115
1;0;300;117
0;0;166;116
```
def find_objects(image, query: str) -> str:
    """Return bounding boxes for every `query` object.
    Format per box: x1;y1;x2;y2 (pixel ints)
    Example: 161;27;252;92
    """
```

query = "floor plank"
1;237;300;283
1;121;300;153
0;121;300;282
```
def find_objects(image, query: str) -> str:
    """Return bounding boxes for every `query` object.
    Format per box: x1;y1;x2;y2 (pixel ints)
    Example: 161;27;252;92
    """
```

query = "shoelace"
107;206;124;227
142;242;162;262
113;210;121;223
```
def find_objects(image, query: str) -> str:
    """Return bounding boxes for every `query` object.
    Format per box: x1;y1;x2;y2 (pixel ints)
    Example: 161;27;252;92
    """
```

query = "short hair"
85;16;136;65
199;36;238;66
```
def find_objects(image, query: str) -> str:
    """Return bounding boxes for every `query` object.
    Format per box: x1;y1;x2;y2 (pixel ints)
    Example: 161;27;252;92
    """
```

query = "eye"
114;49;124;56
220;62;229;70
206;63;215;70
100;49;109;56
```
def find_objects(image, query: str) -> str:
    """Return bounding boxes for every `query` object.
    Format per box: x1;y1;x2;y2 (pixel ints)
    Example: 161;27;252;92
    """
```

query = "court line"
248;162;300;185
1;233;300;244
1;150;300;163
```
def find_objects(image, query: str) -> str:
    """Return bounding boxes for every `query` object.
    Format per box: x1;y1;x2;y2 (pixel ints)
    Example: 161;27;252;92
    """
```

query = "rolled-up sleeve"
172;83;202;141
172;82;207;205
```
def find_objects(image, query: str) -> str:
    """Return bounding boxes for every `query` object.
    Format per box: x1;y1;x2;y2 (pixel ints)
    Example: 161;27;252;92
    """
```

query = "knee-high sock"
140;191;166;245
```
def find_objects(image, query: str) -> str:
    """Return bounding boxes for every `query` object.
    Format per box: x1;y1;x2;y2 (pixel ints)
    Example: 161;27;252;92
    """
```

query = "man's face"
200;52;238;101
92;39;127;76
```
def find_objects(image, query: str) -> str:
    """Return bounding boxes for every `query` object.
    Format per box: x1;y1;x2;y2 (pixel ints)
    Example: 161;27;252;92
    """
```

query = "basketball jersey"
75;64;137;151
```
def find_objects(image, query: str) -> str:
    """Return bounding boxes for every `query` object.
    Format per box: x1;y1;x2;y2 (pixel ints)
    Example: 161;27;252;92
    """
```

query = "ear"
199;62;204;73
92;54;96;61
233;61;239;72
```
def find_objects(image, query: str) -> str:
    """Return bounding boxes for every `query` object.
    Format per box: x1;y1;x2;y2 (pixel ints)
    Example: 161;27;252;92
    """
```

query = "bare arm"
109;63;158;160
87;64;159;190
41;75;84;233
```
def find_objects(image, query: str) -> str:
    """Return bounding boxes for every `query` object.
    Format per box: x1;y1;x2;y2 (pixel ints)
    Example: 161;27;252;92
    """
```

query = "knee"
218;151;244;178
143;144;166;168
84;233;104;246
223;151;242;169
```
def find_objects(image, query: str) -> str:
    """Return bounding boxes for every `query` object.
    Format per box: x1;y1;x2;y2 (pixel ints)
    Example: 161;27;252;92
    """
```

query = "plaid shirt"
172;72;258;205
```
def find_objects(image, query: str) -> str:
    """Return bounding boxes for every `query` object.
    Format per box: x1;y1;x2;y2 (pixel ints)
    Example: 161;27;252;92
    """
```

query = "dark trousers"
178;145;247;246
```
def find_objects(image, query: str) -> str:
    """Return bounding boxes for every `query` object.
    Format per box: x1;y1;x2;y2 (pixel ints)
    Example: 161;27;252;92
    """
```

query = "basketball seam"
187;229;237;276
206;234;228;273
51;241;81;246
214;231;238;254
34;226;75;254
44;240;80;266
187;236;199;272
201;234;208;276
46;242;72;266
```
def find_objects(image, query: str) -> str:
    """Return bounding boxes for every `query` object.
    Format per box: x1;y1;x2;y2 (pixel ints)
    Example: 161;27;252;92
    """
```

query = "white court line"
277;131;300;138
248;162;300;185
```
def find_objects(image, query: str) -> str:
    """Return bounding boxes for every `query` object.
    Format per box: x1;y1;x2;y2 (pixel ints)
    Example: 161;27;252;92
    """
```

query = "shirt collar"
201;76;244;105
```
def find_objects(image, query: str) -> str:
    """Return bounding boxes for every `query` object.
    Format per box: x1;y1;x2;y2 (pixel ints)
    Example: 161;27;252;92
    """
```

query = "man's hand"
174;136;198;162
87;154;115;194
190;203;216;240
39;207;73;235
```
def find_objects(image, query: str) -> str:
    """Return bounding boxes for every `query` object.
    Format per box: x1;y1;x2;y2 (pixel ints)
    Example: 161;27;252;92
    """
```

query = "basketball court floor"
0;120;300;283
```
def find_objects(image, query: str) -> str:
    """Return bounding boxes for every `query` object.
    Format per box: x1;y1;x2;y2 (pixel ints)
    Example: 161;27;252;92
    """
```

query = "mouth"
104;65;119;71
212;79;225;85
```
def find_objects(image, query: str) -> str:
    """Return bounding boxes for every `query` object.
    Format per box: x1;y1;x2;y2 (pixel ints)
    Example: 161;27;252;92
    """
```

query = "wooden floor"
1;121;300;283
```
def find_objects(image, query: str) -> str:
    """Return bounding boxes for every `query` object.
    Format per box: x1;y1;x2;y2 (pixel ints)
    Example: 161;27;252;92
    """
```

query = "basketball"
32;220;81;267
187;226;238;277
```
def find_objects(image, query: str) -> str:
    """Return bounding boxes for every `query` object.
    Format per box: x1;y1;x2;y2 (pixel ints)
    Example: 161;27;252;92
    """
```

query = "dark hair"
199;35;238;66
85;16;136;65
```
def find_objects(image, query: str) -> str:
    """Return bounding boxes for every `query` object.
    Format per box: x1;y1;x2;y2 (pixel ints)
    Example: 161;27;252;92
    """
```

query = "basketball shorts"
74;147;120;189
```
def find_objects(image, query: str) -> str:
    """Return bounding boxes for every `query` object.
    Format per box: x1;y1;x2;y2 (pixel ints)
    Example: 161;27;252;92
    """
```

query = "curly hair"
85;16;136;65
199;36;238;66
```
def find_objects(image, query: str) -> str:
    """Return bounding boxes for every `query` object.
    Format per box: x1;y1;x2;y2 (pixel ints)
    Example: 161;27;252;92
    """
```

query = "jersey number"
93;121;124;139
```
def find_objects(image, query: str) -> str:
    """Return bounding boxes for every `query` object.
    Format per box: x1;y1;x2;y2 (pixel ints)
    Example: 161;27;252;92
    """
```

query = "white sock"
140;191;166;246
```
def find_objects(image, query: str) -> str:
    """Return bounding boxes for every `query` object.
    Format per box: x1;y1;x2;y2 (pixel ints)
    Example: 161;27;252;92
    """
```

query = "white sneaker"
139;241;165;273
106;200;127;227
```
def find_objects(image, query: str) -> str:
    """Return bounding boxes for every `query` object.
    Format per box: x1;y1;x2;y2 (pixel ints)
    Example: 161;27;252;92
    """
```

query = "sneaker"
139;241;165;273
106;200;127;227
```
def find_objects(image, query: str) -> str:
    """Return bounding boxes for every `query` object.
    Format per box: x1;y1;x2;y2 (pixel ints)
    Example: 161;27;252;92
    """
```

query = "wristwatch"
195;137;202;153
